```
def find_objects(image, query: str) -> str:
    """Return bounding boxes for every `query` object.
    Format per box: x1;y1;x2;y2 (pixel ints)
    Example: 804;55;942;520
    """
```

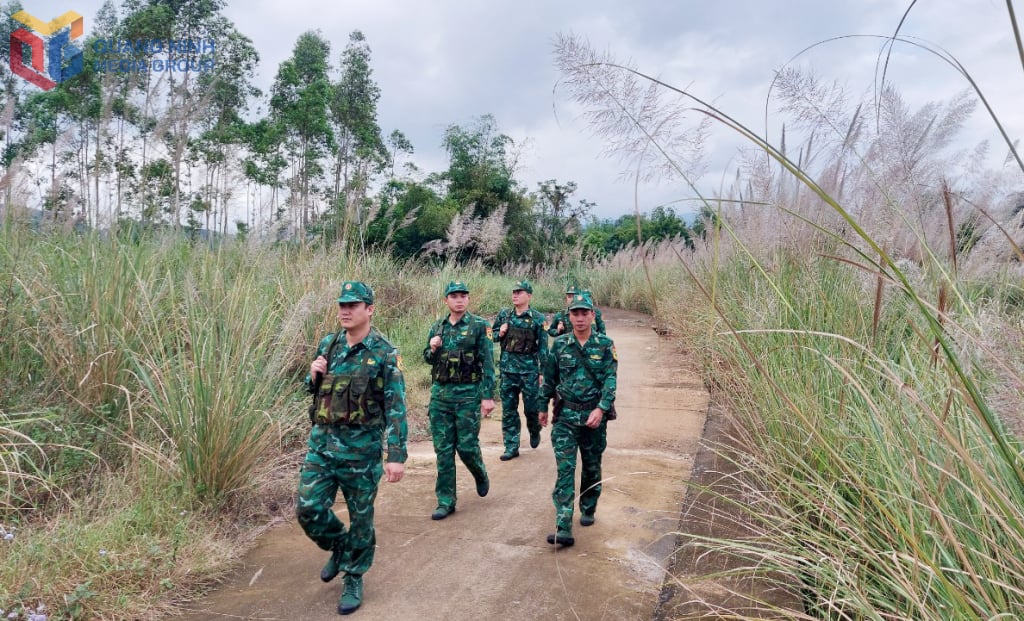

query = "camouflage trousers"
428;397;488;510
295;426;384;576
499;371;541;452
550;407;608;532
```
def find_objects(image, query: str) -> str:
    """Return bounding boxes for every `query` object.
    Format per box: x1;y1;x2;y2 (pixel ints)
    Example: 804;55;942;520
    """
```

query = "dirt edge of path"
652;401;799;619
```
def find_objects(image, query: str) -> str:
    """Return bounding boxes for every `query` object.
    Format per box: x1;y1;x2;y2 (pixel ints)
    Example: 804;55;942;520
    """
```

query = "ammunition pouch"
503;326;538;354
313;373;385;426
432;348;481;384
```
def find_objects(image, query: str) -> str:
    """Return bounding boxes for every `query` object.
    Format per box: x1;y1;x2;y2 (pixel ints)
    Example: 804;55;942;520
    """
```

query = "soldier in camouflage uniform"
422;280;495;520
297;281;408;615
539;292;617;547
548;284;606;337
491;279;548;461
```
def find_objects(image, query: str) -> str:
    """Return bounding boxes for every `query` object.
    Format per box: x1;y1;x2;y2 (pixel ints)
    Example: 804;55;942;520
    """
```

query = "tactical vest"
504;325;539;354
432;347;481;384
314;367;387;426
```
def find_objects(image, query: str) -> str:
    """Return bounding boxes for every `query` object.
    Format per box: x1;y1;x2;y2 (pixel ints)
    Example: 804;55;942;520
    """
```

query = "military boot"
475;474;490;497
337;573;363;615
320;545;345;583
546;530;575;547
529;430;541;449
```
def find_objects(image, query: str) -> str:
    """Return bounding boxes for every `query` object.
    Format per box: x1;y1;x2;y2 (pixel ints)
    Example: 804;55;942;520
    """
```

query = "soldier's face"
338;302;373;330
569;308;594;332
512;289;530;304
565;294;574;305
446;292;469;314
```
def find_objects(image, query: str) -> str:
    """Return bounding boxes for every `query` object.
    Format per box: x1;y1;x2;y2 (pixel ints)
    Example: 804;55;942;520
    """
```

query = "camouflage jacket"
304;326;408;463
540;332;617;413
491;307;548;374
422;311;495;402
547;307;606;337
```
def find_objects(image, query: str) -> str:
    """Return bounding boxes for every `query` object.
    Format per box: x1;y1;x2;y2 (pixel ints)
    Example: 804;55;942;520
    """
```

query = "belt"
558;394;600;411
315;413;376;427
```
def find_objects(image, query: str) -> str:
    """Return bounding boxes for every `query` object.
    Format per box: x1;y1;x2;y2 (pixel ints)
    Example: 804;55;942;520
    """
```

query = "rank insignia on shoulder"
611;345;618;361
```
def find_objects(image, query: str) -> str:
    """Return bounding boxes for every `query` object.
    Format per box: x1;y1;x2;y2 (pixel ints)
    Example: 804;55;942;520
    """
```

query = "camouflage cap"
512;280;533;294
337;281;374;304
567;293;594;311
565;283;579;295
444;280;470;296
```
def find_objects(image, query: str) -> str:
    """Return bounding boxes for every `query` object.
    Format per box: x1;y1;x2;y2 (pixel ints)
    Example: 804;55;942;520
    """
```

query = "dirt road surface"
175;309;708;620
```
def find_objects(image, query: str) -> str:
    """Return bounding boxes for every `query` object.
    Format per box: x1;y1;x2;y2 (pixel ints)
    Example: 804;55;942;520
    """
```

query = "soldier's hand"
429;335;442;351
586;407;604;429
557;322;564;333
384;462;405;483
481;399;496;417
538;411;549;427
310;356;327;377
499;323;508;337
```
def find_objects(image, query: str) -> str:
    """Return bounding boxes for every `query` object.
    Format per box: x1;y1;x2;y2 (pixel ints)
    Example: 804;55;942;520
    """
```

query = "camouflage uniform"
492;283;548;455
548;288;606;337
540;294;617;539
296;291;408;580
423;282;495;512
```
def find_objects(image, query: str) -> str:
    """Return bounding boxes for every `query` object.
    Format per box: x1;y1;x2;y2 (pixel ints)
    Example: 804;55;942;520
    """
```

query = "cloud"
22;0;1024;219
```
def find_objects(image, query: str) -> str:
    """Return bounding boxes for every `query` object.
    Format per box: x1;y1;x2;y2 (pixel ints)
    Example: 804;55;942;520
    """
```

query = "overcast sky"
20;0;1024;219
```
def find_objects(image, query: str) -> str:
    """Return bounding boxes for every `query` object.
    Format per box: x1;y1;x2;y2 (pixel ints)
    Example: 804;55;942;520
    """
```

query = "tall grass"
2;226;561;617
556;7;1024;618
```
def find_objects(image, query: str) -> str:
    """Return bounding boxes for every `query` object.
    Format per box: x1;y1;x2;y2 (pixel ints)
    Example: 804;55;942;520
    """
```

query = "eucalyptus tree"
387;129;413;180
329;30;387;245
270;30;334;232
190;26;259;235
114;0;244;229
115;0;174;224
12;87;77;220
240;117;287;229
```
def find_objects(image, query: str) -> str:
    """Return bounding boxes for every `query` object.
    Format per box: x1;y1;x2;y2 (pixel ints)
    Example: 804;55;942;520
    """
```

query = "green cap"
565;283;579;295
567;293;594;311
512;280;533;294
337;281;374;304
444;280;470;296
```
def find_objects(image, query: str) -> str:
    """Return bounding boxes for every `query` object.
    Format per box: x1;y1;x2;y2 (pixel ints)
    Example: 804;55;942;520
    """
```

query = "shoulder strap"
324;330;344;365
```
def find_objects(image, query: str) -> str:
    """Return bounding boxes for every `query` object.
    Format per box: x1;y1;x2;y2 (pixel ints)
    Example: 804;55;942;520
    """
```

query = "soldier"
538;292;617;547
548;284;606;337
491;279;548;461
297;281;408;615
423;280;495;520
581;289;607;335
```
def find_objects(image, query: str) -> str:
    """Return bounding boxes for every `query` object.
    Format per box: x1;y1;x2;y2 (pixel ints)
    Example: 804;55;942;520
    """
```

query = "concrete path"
175;308;708;620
